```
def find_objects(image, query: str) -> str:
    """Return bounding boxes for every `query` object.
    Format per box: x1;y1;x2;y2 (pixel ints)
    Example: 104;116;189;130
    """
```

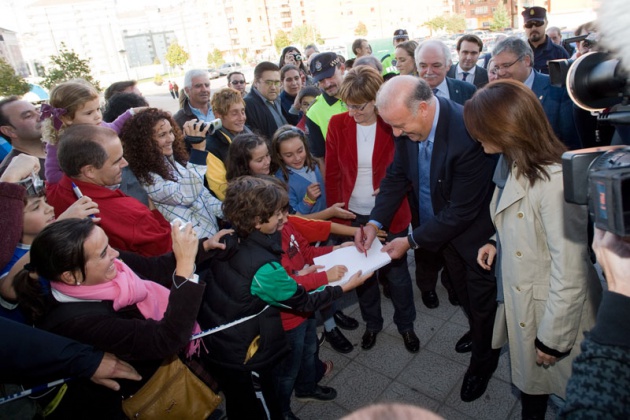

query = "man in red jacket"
46;125;173;256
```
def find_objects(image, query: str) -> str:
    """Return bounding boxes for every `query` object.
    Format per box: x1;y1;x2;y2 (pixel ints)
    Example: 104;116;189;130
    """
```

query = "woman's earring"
75;280;81;286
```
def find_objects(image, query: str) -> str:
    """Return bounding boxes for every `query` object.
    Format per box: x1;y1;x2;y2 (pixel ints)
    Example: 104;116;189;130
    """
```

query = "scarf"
51;259;201;356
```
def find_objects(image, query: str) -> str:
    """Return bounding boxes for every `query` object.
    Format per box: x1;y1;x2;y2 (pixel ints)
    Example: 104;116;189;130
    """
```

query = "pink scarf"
51;259;201;356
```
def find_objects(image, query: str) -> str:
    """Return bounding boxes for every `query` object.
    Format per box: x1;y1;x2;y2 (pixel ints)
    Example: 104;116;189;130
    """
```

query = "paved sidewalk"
291;252;561;420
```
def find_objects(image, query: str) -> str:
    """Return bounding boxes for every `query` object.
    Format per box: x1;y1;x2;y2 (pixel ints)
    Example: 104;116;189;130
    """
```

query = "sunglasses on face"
524;21;545;29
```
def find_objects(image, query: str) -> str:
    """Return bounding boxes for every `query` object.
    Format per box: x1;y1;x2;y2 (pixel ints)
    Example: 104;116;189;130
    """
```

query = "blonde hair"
42;79;99;145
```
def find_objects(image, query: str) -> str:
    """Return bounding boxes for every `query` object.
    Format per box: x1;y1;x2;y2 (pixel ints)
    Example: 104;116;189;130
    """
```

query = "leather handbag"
122;355;221;419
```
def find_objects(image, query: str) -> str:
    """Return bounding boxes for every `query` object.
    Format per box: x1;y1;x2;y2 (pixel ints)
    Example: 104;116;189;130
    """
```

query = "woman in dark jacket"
14;218;231;419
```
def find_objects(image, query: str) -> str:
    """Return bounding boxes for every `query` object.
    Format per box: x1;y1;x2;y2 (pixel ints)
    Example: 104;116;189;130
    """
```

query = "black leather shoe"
333;310;359;330
421;290;439;308
445;286;460;306
455;331;472;353
401;330;420;353
325;327;353;353
460;371;491;402
361;330;378;350
295;385;337;402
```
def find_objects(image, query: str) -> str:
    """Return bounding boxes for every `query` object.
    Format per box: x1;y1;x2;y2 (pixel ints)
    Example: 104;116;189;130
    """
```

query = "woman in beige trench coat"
463;80;601;419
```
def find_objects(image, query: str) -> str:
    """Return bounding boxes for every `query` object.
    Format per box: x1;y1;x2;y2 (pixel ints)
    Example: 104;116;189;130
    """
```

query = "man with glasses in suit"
244;62;288;140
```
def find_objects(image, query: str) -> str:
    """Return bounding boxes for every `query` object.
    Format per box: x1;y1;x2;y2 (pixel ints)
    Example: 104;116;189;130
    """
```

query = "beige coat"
491;162;601;397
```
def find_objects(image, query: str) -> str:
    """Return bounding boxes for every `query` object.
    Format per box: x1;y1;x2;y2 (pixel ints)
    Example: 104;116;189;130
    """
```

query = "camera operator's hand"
183;119;209;150
592;228;630;297
0;155;40;183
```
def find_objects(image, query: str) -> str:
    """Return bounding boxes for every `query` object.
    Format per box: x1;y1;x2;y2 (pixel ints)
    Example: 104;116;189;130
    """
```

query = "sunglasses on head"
524;20;545;29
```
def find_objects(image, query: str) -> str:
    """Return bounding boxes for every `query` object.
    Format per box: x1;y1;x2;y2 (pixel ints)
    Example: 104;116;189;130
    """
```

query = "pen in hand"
360;225;368;258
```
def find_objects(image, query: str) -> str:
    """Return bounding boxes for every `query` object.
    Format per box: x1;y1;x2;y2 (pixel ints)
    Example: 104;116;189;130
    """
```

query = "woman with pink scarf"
13;218;232;419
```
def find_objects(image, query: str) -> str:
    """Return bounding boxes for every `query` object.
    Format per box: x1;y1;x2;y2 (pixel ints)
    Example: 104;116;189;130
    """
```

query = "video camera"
184;119;223;144
554;48;630;235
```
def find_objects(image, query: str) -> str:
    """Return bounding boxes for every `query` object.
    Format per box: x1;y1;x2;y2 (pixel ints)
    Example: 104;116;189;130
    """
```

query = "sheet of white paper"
313;240;392;286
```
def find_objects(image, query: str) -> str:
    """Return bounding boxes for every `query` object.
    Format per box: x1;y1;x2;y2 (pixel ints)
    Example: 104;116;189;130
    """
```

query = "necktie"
432;88;439;96
418;140;434;225
462;72;469;81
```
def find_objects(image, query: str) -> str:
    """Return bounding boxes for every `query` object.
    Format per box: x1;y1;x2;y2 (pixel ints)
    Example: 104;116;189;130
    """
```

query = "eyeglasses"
262;80;281;87
492;55;524;73
230;80;246;85
524;20;545;29
346;103;369;111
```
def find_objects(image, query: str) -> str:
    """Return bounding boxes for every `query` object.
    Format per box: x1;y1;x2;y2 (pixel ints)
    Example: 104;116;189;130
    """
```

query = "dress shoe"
455;331;472;353
460;371;491;402
401;330;420;353
333;310;359;330
361;330;378;350
317;331;325;347
324;327;353;353
421;290;439;309
294;385;337;402
444;286;460;306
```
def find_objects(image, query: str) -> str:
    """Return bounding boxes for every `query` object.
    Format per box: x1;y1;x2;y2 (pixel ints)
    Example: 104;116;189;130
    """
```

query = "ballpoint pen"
360;225;368;258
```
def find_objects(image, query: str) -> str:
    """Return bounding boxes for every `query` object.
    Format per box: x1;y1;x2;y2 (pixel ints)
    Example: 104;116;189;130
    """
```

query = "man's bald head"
376;75;433;115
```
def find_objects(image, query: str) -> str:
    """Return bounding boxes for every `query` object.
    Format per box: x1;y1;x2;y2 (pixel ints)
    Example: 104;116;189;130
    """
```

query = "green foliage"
354;21;368;37
424;14;466;35
154;73;164;85
41;43;101;91
165;42;190;68
490;4;511;32
153;57;161;65
274;30;291;54
207;48;225;68
290;24;322;49
0;58;29;97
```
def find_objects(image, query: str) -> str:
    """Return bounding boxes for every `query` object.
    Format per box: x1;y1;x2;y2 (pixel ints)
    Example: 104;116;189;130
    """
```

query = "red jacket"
325;113;411;234
46;175;172;257
280;221;333;331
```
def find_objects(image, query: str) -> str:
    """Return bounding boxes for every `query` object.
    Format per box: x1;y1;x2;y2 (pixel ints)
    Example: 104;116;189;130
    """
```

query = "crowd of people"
1;4;629;420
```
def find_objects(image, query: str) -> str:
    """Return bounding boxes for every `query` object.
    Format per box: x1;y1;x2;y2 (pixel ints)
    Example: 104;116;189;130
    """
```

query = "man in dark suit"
356;76;499;402
447;34;489;88
416;39;476;106
492;37;581;150
244;61;288;140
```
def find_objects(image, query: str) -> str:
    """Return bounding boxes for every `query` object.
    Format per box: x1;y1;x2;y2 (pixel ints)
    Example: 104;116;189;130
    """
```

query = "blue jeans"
273;317;318;415
352;214;416;333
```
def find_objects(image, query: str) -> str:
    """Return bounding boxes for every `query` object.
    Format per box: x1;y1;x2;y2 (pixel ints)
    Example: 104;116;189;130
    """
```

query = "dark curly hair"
121;108;189;186
222;176;288;238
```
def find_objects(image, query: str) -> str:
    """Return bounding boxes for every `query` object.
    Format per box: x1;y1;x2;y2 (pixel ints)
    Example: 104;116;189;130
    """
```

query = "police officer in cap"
381;29;409;80
522;6;569;74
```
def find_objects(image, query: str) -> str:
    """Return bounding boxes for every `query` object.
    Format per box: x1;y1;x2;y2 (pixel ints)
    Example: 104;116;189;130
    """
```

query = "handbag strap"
191;305;269;340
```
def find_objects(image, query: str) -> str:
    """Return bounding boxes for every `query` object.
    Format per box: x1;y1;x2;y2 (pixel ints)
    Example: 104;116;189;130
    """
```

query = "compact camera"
17;172;45;197
290;53;303;61
184;119;223;144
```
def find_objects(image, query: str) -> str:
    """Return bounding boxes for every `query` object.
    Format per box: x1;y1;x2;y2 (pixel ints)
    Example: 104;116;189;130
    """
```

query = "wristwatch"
407;234;420;250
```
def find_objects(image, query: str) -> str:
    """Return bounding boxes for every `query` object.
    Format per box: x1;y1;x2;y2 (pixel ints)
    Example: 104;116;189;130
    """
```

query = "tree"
423;15;447;36
165;42;190;69
354;21;368;36
490;4;511;32
445;14;466;34
207;48;225;68
41;43;101;91
274;30;291;54
0;58;29;97
290;24;322;49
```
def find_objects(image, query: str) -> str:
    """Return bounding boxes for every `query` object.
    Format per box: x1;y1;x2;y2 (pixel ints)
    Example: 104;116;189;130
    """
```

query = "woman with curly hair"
121;108;222;238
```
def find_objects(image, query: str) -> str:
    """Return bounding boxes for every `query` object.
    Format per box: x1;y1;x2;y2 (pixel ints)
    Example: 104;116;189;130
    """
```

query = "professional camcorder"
554;47;630;235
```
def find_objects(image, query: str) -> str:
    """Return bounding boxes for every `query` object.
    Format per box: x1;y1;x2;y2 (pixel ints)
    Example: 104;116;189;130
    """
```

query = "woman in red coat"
325;66;419;353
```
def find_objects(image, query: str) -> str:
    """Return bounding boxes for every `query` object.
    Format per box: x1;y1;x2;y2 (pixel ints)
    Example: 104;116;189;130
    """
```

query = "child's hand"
326;265;348;282
296;265;323;276
203;229;235;251
333;241;354;251
328;203;356;220
340;270;374;292
306;182;321;201
59;196;101;222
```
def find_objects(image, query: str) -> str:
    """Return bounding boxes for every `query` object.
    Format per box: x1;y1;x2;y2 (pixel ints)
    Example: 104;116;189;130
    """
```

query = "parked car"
219;62;242;76
208;68;221;79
